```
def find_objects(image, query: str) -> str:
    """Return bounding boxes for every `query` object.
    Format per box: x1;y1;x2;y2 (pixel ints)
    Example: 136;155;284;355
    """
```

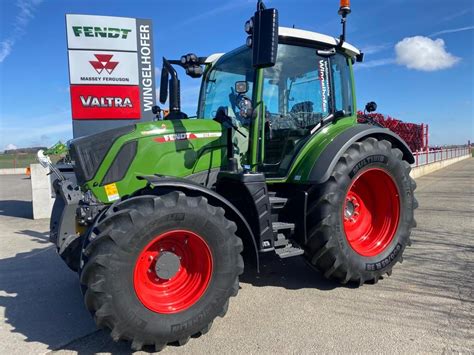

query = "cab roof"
279;27;360;57
206;26;361;64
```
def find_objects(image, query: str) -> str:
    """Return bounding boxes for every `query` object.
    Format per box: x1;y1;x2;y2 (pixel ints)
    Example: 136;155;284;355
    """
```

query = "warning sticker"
104;183;120;202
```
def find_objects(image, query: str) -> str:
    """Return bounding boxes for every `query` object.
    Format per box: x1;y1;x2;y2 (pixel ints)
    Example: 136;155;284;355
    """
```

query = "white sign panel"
68;50;139;85
66;14;137;51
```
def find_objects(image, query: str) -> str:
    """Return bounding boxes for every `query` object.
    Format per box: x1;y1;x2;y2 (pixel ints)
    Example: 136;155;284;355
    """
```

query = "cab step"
269;196;288;211
272;221;303;258
275;243;305;259
272;221;294;234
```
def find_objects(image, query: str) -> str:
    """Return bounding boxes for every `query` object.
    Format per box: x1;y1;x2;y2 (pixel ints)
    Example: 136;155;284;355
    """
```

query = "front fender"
308;124;414;184
138;176;260;271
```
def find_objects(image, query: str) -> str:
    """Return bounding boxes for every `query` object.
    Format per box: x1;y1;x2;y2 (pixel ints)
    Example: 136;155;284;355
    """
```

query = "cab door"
260;44;331;177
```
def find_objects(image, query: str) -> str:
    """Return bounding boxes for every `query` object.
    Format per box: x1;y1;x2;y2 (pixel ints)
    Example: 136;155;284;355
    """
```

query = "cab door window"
262;44;332;176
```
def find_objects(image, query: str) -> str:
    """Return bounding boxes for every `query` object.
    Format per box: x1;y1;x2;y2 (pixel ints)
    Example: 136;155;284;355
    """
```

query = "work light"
245;18;254;34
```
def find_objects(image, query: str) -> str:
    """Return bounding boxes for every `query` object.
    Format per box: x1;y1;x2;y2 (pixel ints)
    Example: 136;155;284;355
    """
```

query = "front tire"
305;137;417;285
80;192;244;351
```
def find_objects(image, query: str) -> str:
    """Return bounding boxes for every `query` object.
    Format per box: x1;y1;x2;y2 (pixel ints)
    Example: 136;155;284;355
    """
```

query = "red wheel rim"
343;168;400;257
133;230;213;314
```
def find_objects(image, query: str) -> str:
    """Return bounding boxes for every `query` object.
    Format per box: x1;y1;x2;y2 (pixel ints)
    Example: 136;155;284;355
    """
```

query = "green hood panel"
86;119;228;203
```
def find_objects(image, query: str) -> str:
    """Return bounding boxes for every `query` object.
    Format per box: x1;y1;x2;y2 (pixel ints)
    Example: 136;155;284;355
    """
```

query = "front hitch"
50;179;84;271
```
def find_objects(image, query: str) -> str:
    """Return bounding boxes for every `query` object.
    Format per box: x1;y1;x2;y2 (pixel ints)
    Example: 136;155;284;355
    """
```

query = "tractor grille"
69;125;135;185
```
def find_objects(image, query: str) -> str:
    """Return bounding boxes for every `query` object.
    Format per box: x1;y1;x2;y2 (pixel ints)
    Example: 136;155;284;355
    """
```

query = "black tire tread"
306;138;418;285
80;192;244;351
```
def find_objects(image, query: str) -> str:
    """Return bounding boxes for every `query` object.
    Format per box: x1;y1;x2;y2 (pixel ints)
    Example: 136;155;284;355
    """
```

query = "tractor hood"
69;119;227;203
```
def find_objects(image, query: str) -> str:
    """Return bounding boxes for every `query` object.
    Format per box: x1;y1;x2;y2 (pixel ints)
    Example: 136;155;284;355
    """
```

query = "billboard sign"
66;14;156;138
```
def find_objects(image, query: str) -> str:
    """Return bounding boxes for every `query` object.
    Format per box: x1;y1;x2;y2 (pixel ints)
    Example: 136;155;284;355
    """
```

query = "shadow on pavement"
0;237;344;354
0;200;32;219
16;229;50;243
0;233;97;353
240;253;345;291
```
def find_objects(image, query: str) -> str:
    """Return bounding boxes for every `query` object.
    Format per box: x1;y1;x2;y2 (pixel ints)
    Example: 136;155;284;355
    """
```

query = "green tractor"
46;1;417;351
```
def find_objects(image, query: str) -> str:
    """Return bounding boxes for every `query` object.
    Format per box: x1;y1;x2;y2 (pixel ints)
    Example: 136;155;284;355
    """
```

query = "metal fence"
412;146;471;167
0;153;37;169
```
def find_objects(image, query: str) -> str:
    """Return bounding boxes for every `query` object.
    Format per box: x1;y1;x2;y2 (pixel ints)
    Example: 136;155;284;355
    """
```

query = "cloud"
429;26;474;37
395;36;460;71
355;58;395;70
441;9;471;23
0;0;43;63
360;43;391;55
4;143;18;151
0;40;13;62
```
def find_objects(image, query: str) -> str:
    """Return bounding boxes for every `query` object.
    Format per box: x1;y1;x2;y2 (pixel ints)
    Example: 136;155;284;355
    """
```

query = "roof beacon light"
338;0;351;45
339;0;351;15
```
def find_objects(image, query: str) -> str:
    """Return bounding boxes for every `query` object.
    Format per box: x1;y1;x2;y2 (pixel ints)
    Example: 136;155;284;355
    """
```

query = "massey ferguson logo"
89;54;119;74
80;96;133;108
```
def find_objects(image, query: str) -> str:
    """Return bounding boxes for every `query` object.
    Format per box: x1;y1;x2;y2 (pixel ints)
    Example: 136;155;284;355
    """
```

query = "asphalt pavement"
0;159;472;354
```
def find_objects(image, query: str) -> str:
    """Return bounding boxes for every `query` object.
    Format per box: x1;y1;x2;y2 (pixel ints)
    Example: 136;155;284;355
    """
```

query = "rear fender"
309;124;414;184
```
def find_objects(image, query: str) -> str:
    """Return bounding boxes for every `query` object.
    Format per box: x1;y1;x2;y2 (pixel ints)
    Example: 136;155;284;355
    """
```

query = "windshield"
198;47;254;121
263;44;353;129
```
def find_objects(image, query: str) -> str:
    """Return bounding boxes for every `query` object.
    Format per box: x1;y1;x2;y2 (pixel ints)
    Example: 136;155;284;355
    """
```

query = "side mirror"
235;81;249;94
159;61;169;104
365;101;377;113
245;3;279;68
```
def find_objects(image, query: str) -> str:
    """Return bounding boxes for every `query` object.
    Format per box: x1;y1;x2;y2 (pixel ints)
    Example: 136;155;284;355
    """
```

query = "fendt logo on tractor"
45;0;417;351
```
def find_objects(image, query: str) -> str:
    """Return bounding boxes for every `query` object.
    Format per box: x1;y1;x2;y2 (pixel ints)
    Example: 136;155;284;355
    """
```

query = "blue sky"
0;0;473;149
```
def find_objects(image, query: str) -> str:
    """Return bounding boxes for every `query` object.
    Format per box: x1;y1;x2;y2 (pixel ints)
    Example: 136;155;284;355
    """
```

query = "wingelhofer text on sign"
66;14;156;138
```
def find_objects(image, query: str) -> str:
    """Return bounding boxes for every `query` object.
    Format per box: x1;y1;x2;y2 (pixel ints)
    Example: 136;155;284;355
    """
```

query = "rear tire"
79;191;244;351
305;137;417;285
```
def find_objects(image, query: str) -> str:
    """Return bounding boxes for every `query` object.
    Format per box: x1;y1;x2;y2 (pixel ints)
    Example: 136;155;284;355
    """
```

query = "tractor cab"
197;27;361;177
158;1;363;178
